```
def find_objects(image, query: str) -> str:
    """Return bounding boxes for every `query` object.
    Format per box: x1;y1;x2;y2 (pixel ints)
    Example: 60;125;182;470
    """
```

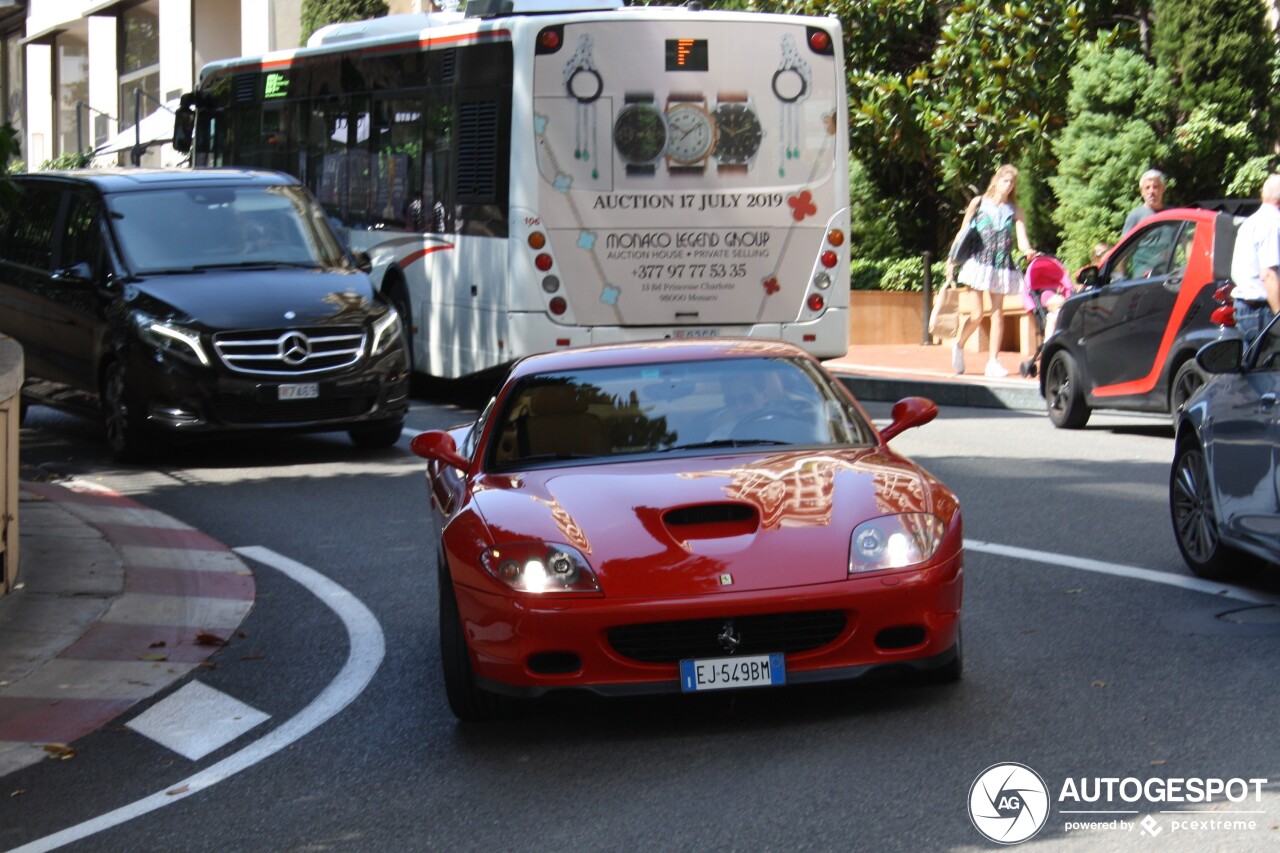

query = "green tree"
0;122;20;211
300;0;389;45
1049;43;1161;266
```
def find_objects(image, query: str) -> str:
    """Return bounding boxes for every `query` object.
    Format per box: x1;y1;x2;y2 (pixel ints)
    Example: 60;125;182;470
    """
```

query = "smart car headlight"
370;307;403;357
481;542;600;594
134;313;210;366
849;513;945;574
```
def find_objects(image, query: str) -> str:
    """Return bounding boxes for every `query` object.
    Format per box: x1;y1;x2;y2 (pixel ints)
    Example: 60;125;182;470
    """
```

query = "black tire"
348;419;404;449
1169;439;1251;580
1169;359;1204;426
382;275;415;373
18;396;28;426
438;565;518;722
1044;351;1091;429
102;362;158;463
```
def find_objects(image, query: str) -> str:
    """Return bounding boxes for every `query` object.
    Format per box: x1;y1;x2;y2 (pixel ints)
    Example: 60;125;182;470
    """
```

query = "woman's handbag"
949;220;982;265
928;283;963;339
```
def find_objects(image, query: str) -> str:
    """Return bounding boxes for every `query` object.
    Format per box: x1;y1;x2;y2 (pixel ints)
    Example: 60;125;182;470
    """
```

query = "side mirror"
1076;265;1100;288
352;250;373;274
410;430;470;472
1195;337;1243;374
51;261;93;283
879;396;938;443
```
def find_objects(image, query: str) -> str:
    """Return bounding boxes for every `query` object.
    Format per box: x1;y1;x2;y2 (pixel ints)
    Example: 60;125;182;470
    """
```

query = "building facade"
1;0;427;168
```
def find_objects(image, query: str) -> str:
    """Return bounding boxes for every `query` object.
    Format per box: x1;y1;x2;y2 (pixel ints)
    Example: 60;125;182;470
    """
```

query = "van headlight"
849;513;945;573
370;307;403;357
134;313;210;366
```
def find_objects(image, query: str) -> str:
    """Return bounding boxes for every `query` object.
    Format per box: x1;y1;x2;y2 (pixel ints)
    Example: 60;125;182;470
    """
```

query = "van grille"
213;327;366;376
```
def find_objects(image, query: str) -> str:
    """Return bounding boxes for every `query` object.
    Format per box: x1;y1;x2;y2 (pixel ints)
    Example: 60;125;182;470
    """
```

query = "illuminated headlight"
135;314;210;366
370;307;403;356
481;542;600;594
849;513;945;574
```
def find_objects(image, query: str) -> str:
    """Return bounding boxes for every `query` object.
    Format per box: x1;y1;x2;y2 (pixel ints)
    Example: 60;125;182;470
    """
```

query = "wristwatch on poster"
665;92;715;174
613;92;667;177
711;91;763;174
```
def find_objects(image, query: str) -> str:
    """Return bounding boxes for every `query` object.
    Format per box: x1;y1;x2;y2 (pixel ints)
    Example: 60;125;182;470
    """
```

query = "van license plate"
278;383;319;401
679;653;785;692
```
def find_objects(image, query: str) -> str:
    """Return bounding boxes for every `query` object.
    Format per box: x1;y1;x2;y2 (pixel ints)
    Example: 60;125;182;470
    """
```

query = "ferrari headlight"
481;542;600;594
849;513;945;574
134;313;210;366
370;307;403;357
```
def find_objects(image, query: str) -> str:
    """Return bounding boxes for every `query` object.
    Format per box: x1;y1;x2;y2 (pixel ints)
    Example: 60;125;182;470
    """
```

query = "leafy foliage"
300;0;390;44
39;150;91;171
0;123;19;211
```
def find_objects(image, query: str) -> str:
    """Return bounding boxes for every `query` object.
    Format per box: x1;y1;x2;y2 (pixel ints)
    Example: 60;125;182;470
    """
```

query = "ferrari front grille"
608;610;847;663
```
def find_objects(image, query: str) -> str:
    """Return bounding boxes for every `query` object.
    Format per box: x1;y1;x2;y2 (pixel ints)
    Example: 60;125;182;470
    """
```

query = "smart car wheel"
348;420;404;449
102;362;158;463
1044;351;1091;429
1169;360;1204;425
438;564;517;722
1169;439;1248;579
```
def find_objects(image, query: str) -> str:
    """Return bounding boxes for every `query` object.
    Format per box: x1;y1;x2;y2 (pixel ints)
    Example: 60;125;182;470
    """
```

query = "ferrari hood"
470;449;946;598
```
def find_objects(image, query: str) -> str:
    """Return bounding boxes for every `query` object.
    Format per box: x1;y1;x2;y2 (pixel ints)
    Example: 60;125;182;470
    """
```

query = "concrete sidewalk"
0;479;254;778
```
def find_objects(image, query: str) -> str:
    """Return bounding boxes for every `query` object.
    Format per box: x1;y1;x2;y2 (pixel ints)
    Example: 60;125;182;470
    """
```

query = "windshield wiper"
659;439;792;451
192;261;321;270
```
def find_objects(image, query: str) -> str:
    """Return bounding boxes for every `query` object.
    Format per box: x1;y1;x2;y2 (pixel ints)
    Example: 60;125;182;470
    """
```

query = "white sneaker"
984;360;1009;378
950;344;965;374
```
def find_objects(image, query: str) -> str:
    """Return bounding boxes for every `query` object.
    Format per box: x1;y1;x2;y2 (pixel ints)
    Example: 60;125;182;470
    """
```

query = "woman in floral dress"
945;164;1038;377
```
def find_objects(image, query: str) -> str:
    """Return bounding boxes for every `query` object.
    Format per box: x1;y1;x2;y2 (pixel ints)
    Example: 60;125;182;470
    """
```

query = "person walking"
946;164;1038;377
1122;169;1167;235
1229;173;1280;345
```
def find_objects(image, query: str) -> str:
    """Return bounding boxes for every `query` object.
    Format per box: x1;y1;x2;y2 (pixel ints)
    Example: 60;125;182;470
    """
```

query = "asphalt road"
5;396;1279;852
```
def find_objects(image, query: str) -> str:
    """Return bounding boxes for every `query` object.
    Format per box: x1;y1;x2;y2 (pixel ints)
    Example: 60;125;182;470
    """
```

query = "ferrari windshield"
107;184;348;274
487;356;876;469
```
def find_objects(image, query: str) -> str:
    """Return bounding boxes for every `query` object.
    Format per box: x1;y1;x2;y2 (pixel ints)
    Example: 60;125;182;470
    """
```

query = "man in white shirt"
1229;174;1280;345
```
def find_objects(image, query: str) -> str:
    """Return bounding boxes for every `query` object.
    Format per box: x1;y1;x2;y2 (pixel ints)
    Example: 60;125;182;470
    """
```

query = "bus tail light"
549;296;567;316
813;272;832;290
535;253;553;272
528;231;546;250
820;250;838;268
541;275;561;293
807;293;825;312
826;229;845;247
807;28;833;55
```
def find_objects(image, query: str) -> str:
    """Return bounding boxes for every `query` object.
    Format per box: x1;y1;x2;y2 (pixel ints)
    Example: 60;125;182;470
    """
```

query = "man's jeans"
1234;300;1276;346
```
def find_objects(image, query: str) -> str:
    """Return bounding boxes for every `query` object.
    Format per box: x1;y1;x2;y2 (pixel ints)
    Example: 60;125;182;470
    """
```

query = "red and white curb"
0;480;254;777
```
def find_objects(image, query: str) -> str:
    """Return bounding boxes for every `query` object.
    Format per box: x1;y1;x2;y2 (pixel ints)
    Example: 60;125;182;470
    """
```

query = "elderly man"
1229;174;1280;345
1122;169;1167;235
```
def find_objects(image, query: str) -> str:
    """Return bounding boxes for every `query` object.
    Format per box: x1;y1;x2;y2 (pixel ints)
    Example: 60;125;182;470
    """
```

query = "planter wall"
848;290;927;345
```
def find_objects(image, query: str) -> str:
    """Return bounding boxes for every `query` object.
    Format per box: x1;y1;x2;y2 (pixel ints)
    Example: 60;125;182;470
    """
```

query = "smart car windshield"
487;356;876;469
107;184;348;274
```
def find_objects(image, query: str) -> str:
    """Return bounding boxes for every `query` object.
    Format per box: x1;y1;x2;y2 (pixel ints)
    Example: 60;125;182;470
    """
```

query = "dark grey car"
1170;314;1280;577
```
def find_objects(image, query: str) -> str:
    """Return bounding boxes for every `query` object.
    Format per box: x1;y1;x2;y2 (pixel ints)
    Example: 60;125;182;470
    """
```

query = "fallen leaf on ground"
138;653;168;662
42;743;76;759
194;632;226;646
1091;680;1107;688
166;785;189;796
148;641;167;649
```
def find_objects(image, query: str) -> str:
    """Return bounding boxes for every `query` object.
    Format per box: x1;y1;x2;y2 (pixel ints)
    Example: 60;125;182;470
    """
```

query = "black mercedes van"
0;168;410;460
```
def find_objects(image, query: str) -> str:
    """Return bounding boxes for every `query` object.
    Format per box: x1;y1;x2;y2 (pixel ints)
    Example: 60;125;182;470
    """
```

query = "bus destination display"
665;38;708;72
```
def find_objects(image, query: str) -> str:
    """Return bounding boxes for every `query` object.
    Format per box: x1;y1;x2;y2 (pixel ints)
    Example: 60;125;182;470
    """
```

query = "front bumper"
455;553;964;698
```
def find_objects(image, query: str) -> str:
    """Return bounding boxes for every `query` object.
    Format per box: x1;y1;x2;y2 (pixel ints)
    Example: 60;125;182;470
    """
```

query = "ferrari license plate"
277;383;319;401
679;653;786;692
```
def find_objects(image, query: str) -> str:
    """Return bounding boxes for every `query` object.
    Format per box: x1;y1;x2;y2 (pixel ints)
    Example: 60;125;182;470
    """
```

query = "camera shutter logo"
969;763;1050;844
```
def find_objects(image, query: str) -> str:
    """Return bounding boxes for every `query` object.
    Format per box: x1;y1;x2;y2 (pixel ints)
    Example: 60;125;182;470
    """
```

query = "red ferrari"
411;339;963;720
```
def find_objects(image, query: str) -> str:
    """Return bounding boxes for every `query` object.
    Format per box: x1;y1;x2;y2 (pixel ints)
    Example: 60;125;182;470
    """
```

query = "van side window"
0;183;61;272
61;192;106;275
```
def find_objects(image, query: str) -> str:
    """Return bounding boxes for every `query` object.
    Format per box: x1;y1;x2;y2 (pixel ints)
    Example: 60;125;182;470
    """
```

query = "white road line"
7;547;385;853
966;539;1280;606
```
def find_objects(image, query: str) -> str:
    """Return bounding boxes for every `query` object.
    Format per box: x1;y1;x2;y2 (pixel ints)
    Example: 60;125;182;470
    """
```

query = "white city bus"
177;0;850;379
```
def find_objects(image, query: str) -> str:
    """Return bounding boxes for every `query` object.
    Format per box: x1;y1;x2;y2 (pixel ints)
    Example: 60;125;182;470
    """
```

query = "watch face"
613;104;667;164
665;102;715;164
712;104;763;164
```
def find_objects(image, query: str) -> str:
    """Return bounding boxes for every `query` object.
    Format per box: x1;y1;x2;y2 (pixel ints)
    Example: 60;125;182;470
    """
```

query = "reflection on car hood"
128;269;375;329
471;449;946;597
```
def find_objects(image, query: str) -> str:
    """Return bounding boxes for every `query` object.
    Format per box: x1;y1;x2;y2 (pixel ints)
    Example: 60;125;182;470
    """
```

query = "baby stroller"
1018;255;1074;378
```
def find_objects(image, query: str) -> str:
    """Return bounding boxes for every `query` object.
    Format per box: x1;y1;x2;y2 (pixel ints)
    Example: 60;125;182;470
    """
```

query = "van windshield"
106;184;349;274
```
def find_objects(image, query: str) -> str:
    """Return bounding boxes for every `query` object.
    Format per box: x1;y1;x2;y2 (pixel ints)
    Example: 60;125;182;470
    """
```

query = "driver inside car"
707;368;820;442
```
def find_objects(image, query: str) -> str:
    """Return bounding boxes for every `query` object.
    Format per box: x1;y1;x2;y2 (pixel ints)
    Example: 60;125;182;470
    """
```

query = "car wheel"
1169;359;1204;426
438;565;518;722
382;275;415;372
1044;351;1091;429
102;362;158;463
1169;438;1248;579
348;419;404;449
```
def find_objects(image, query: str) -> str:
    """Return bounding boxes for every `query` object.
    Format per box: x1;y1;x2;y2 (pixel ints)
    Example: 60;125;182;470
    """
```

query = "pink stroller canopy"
1023;255;1072;312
